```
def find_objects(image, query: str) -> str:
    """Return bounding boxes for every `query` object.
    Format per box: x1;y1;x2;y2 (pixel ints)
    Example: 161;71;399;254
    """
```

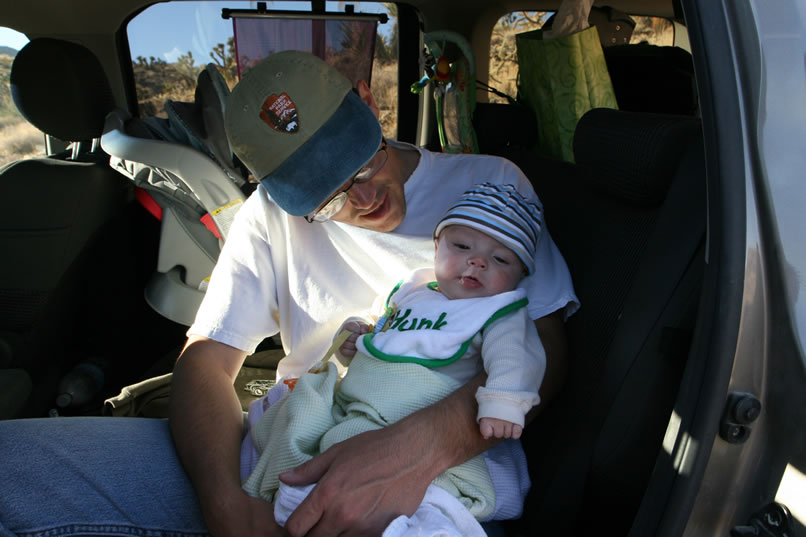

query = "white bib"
358;268;528;367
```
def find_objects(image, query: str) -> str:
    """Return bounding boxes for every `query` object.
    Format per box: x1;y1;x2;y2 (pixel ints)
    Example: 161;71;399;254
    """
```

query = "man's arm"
170;335;283;537
521;309;569;426
534;309;569;405
280;308;569;537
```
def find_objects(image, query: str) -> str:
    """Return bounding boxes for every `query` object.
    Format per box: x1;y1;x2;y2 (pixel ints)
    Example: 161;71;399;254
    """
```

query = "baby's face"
434;225;526;300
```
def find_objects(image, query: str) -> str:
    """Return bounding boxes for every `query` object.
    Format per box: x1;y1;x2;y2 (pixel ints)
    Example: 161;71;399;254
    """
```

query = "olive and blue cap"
434;183;544;275
225;50;382;216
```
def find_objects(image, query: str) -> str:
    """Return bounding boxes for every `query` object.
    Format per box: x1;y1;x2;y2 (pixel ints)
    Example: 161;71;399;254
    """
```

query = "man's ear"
434;237;440;253
356;80;380;119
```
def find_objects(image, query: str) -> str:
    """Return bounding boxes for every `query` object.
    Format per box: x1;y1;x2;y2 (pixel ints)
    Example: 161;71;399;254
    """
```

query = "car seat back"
101;64;252;326
0;38;133;418
512;108;706;535
604;43;698;116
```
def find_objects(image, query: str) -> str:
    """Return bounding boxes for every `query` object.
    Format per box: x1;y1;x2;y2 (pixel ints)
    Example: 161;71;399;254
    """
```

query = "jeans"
0;418;505;537
0;417;209;537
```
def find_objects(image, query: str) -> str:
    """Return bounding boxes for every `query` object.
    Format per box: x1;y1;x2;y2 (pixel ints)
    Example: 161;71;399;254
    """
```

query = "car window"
631;16;674;46
0;26;46;168
127;1;398;138
487;11;548;104
486;11;678;105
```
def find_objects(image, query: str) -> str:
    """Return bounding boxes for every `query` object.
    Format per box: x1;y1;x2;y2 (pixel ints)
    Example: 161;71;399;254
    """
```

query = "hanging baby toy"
411;30;479;154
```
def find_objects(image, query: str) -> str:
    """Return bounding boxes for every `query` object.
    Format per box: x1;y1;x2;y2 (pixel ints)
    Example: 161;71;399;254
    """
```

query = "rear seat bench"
505;108;706;535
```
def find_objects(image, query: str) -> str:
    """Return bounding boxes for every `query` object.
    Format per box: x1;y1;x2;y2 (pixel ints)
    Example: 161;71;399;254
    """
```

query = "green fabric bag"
516;26;618;162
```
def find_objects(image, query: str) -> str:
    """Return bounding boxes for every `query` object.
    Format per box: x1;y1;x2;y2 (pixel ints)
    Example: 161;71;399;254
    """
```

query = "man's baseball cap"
434;183;544;275
225;50;382;216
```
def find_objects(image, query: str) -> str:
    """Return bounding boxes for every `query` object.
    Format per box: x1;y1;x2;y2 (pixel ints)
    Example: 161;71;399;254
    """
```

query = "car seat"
0;38;133;418
101;64;252;327
507;107;706;535
603;43;698;116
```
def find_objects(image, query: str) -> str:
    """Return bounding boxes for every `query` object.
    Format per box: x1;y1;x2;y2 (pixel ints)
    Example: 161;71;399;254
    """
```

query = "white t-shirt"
189;142;579;378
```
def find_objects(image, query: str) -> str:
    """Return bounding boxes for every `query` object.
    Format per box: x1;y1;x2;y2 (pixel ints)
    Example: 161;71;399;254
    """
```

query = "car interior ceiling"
0;0;710;535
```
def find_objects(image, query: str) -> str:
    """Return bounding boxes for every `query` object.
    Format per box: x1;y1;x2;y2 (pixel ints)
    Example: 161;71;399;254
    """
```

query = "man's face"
328;148;407;232
434;225;525;300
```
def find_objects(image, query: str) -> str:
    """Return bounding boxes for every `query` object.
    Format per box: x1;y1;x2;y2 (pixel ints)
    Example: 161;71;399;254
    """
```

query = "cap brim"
259;92;382;217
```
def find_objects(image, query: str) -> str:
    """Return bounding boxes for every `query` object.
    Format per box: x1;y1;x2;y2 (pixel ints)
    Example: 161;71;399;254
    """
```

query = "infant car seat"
101;64;252;326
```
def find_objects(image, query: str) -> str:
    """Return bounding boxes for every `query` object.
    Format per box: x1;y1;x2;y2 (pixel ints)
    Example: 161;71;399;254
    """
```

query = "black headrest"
10;38;116;141
573;108;701;206
603;44;697;116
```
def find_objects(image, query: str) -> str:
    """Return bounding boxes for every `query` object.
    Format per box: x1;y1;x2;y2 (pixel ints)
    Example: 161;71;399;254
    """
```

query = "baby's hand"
338;320;370;359
479;417;523;440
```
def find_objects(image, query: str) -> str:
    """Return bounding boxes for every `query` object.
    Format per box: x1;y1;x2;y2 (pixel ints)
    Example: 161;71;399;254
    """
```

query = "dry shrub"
371;60;398;138
0;114;24;130
488;12;546;104
631;17;674;46
0;118;45;167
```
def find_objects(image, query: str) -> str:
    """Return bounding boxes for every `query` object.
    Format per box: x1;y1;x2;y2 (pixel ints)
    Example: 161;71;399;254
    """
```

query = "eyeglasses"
305;139;388;223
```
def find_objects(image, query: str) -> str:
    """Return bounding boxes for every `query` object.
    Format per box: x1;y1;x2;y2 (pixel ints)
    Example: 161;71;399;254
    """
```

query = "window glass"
487;12;677;104
0;27;45;168
631;16;674;46
127;1;398;138
487;12;548;104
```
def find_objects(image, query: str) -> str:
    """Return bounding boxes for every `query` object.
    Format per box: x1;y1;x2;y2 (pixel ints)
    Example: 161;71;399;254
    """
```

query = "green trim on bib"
384;280;404;309
362;297;529;368
480;297;528;330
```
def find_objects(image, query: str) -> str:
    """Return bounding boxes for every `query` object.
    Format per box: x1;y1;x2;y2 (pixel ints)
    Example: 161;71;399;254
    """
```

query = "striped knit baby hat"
434;183;544;275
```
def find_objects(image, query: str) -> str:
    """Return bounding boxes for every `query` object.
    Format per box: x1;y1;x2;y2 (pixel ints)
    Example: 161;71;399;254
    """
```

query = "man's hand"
278;428;429;537
277;375;492;537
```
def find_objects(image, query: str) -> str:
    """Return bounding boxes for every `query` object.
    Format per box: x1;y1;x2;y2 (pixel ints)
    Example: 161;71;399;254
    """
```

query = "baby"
242;183;546;536
337;181;545;440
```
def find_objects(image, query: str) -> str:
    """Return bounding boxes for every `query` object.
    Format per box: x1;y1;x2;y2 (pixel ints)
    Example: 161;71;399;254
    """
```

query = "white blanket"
273;483;486;537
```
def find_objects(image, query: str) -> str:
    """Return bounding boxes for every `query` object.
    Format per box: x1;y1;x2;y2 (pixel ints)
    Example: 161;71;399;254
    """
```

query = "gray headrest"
573;108;701;206
10;38;115;141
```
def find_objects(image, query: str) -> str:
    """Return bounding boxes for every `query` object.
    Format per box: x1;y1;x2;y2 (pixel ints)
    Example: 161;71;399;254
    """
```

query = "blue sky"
128;1;242;63
0;27;29;52
1;2;393;61
128;1;393;64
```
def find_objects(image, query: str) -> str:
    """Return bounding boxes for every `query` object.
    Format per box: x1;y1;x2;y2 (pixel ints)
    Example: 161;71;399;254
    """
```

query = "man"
0;51;576;537
174;51;577;537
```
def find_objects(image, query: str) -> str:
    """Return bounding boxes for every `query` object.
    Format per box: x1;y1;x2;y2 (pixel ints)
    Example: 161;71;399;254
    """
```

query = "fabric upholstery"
0;38;132;418
573;108;701;206
504;108;706;535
